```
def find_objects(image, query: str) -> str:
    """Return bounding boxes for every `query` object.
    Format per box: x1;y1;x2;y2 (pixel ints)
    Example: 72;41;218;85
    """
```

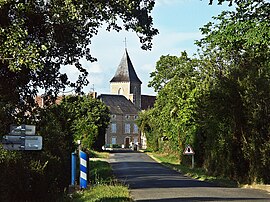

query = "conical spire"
110;49;142;84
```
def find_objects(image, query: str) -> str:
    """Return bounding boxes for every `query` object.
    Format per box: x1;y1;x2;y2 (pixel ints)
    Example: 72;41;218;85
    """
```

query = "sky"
60;0;235;96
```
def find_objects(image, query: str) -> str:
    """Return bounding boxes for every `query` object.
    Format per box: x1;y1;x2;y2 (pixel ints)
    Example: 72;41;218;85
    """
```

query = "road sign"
2;135;42;151
183;145;195;155
2;143;23;151
24;136;42;150
10;124;36;136
183;145;195;169
2;135;23;144
1;124;42;151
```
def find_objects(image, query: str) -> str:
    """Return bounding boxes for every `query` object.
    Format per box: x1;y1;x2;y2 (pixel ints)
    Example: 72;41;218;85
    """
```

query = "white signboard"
2;135;42;151
2;143;23;151
24;136;42;150
10;125;36;136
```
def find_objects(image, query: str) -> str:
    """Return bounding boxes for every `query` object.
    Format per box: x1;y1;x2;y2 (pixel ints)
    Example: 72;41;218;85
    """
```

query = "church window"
118;88;123;95
125;123;130;134
111;123;117;133
111;114;116;119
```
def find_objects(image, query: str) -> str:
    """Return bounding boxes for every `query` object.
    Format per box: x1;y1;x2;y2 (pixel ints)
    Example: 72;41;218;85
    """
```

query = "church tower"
110;49;142;108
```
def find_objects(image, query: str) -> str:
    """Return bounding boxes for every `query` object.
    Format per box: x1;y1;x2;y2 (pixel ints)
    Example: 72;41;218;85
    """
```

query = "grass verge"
87;150;110;159
72;185;132;202
147;151;238;188
71;151;133;202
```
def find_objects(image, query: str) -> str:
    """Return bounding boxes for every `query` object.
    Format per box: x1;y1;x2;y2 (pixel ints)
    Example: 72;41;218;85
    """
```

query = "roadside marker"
183;145;195;155
80;151;88;189
183;145;195;169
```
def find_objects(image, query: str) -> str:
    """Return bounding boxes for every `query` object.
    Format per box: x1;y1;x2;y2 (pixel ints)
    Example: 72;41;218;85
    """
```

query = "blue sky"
61;0;235;96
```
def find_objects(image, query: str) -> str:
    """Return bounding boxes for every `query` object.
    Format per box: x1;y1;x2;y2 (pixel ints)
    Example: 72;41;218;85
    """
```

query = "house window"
111;123;117;133
111;137;117;145
134;115;138;120
134;124;138;134
111;114;116;119
125;115;130;119
125;123;130;134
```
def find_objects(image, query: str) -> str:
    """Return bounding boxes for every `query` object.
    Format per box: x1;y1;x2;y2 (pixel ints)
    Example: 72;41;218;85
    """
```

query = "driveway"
109;150;270;202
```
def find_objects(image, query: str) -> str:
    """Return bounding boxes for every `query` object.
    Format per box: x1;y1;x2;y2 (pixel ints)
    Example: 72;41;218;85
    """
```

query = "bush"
0;106;75;201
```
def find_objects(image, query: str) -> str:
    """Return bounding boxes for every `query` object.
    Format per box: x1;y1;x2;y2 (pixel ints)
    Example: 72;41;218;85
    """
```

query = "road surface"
109;150;270;202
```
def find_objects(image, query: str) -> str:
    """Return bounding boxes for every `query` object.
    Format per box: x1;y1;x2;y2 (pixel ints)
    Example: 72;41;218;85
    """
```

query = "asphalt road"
109;150;270;202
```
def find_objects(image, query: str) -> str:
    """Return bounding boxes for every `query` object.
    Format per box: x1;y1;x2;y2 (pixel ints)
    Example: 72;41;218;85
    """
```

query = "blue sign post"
80;151;88;189
71;152;76;186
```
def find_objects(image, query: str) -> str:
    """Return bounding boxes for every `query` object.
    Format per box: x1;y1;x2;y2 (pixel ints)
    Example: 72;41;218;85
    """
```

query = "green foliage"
137;109;160;151
88;150;109;159
72;185;132;202
73;157;132;202
1;1;152;199
89;161;114;185
0;94;109;200
145;0;270;184
0;131;73;201
146;52;202;160
59;95;110;150
0;101;75;201
195;0;270;183
0;0;158;121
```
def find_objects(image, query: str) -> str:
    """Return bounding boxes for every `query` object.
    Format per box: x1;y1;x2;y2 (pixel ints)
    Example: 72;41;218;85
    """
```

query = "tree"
146;0;270;183
0;104;75;201
209;0;234;6
59;95;110;150
0;94;110;200
147;52;202;160
136;109;159;151
196;0;270;183
0;0;158;121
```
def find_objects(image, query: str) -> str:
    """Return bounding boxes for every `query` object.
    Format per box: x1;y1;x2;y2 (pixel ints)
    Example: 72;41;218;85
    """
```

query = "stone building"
99;94;140;148
34;48;155;149
100;49;155;148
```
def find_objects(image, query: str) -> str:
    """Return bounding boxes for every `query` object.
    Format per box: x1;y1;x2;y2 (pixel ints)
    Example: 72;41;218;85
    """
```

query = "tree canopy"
58;95;110;150
0;0;158;120
142;0;270;183
0;94;110;200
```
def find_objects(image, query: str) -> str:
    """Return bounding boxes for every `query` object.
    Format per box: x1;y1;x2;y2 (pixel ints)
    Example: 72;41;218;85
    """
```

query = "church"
99;49;155;148
35;48;155;149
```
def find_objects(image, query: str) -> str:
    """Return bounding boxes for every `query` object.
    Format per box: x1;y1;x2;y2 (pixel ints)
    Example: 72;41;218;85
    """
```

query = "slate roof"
99;94;139;114
110;49;142;84
141;95;156;110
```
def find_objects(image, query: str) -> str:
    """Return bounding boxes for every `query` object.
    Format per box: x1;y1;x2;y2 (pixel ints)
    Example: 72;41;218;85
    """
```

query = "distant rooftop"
99;94;140;114
110;49;142;84
141;95;156;110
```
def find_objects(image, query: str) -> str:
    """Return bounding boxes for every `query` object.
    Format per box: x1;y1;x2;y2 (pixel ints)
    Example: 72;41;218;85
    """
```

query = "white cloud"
88;63;103;73
58;27;201;96
152;31;201;52
41;1;235;96
60;65;80;82
58;11;203;95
